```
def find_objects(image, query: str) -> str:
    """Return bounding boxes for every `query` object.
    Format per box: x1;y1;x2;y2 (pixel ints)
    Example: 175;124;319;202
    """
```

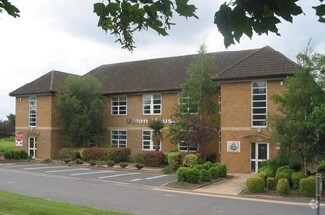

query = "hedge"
276;179;290;196
135;151;165;167
58;148;80;161
208;166;219;179
182;154;199;168
81;147;130;163
246;177;265;193
176;167;201;183
291;172;307;190
200;169;212;182
4;150;28;160
299;177;316;197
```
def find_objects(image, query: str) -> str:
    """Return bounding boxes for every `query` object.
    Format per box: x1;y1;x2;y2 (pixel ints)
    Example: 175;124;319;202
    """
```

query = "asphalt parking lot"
1;163;176;188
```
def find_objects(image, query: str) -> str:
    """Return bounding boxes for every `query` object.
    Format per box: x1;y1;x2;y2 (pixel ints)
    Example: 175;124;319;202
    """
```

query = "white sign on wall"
227;141;240;152
15;132;23;146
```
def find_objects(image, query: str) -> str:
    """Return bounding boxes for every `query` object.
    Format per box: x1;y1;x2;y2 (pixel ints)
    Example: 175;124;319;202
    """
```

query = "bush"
317;161;325;173
42;159;52;164
96;160;106;167
291;172;307;189
276;165;293;175
276;179;290;196
106;159;115;167
161;165;173;174
4;150;13;159
82;147;130;163
89;160;96;166
217;164;227;178
258;166;275;178
208;166;220;179
203;161;213;170
13;150;21;160
19;150;28;159
299;177;316;197
186;168;201;184
267;177;276;190
119;162;128;168
257;172;267;183
176;167;190;182
182;154;199;168
246;177;265;193
58;148;80;161
134;163;144;170
200;169;212;182
193;164;204;171
167;152;181;170
275;171;291;183
135;151;165;167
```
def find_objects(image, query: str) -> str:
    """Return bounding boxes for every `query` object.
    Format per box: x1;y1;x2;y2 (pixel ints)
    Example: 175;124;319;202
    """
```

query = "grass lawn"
0;136;15;153
0;191;129;215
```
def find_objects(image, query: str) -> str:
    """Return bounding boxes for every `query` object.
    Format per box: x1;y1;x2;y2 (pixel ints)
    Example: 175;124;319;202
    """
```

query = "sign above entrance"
15;132;23;146
227;141;240;152
127;118;176;124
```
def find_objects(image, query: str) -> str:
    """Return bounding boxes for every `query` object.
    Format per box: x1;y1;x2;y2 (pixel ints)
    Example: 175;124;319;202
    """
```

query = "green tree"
271;47;325;171
148;119;165;151
1;1;324;50
56;75;104;147
169;44;219;156
6;114;15;129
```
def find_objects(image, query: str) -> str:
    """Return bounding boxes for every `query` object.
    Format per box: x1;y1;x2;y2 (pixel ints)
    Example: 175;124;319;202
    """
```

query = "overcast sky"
0;0;324;120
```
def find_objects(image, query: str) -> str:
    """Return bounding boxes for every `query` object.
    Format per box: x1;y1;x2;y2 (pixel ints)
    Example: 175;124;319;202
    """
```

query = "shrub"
193;164;204;171
135;151;165;167
203;161;213;170
119;162;128;168
42;159;52;164
257;172;267;183
217;164;227;178
299;177;316;197
13;151;20;160
182;154;199;168
106;159;115;167
208;166;220;179
19;150;28;159
267;177;276;190
246;177;265;193
167;152;181;170
4;150;13;159
258;166;275;178
317;161;325;173
186;168;201;184
161;165;173;174
58;148;79;161
275;171;291;183
291;172;307;189
200;169;212;182
82;147;130;163
276;179;290;196
89;160;96;166
96;160;106;167
275;165;292;175
134;163;144;170
176;167;190;182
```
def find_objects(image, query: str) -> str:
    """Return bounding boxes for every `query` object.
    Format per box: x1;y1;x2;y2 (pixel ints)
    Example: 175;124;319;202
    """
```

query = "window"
111;130;127;147
179;94;198;114
143;94;161;115
142;130;160;150
111;96;127;115
252;81;267;127
178;141;198;152
29;96;37;127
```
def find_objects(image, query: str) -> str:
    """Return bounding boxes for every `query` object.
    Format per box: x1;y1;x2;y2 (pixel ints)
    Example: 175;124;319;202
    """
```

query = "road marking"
24;166;68;170
146;175;169;180
98;172;139;179
6;164;48;168
71;170;115;176
46;168;90;173
131;178;143;182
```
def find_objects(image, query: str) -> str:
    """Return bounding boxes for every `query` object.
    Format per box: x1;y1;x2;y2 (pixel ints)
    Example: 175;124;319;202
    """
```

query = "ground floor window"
250;142;269;173
178;141;198;152
142;130;161;150
111;130;127;147
28;137;37;158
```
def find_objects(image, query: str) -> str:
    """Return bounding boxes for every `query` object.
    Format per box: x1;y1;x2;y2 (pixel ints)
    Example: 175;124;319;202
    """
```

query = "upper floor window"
111;130;127;147
111;96;127;115
252;81;267;127
29;96;37;127
179;94;198;114
143;94;161;115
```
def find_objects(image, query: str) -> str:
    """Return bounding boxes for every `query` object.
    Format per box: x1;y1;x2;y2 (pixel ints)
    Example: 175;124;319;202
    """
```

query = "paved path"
195;173;252;195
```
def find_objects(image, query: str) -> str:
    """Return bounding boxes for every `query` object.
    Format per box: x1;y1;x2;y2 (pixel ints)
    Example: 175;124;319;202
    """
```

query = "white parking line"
145;175;169;180
71;170;115;176
6;164;49;168
131;178;143;182
46;168;90;173
98;172;139;179
24;166;68;170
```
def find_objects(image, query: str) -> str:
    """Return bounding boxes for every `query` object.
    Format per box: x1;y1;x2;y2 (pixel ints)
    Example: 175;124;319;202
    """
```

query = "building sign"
127;118;176;124
227;141;240;152
15;132;23;146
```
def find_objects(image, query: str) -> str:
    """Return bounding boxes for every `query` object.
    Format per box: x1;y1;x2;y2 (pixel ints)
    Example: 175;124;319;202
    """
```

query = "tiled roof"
10;46;297;97
9;71;74;96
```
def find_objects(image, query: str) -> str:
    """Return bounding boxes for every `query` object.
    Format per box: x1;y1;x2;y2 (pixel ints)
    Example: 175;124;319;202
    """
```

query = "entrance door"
251;142;268;173
28;137;37;158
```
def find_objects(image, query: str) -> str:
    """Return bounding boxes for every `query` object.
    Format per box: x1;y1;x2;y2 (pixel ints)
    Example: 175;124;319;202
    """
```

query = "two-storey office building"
10;46;297;173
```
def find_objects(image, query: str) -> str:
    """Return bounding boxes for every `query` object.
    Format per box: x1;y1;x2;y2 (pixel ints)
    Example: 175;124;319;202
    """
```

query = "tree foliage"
148;119;164;151
0;114;15;138
56;75;104;147
169;44;218;155
1;0;324;50
271;46;325;170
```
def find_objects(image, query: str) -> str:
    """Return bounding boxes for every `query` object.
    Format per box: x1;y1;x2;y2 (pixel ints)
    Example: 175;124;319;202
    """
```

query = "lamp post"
316;173;321;215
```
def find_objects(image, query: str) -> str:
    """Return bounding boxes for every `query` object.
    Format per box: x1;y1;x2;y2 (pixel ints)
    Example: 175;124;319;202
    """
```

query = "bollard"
316;173;321;215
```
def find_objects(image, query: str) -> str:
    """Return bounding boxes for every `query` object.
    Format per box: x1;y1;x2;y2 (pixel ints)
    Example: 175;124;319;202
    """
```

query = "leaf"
175;0;198;18
313;4;325;23
0;0;20;18
93;3;106;16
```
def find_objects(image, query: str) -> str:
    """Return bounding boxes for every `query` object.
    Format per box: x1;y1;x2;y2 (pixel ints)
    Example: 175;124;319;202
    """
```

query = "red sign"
15;132;23;146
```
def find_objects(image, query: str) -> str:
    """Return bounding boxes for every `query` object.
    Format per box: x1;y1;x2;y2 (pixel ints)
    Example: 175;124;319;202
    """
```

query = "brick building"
10;46;296;173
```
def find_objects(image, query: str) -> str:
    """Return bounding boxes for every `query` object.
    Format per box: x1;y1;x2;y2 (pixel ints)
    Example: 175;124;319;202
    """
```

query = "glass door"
251;142;268;173
28;137;37;158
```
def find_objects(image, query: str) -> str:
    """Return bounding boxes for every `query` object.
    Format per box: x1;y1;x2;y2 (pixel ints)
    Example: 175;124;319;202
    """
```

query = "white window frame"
28;136;37;158
142;130;161;151
251;81;267;128
111;95;127;115
178;141;198;152
111;130;127;148
29;96;37;127
143;94;162;115
250;142;269;173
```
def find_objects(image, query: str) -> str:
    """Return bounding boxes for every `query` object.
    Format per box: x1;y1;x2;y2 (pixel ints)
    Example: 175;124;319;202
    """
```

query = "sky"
0;0;324;120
